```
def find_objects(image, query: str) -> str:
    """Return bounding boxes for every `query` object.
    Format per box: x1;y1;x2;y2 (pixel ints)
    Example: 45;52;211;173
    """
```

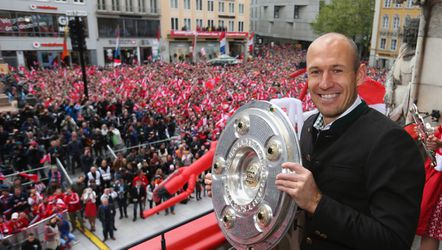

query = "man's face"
306;37;363;124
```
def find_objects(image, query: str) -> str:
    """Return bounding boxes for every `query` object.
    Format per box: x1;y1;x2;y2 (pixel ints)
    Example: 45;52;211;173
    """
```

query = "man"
205;33;424;249
131;180;146;221
101;188;118;231
98;198;116;241
68;131;83;174
21;232;42;250
64;186;84;232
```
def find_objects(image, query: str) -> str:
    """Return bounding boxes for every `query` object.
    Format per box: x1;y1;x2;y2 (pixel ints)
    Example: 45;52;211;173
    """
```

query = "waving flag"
219;32;226;55
61;25;70;61
358;77;386;114
248;32;254;53
114;25;121;66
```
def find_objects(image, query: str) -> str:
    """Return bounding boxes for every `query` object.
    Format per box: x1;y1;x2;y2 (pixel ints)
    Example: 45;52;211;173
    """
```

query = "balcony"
96;4;160;16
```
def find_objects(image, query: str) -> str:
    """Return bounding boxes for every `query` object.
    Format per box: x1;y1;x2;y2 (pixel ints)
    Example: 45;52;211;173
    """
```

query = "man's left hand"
275;162;322;214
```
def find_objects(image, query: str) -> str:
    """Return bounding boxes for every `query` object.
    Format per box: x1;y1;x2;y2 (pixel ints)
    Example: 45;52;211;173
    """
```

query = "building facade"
369;0;421;68
95;0;160;66
159;0;250;62
250;0;326;48
0;0;97;68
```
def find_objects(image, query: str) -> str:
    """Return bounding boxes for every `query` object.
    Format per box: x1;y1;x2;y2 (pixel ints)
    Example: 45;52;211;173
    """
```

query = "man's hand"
427;134;442;151
204;173;212;197
275;162;322;214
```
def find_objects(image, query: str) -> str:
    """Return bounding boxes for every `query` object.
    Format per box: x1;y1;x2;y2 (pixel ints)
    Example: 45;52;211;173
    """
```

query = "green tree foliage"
311;0;375;55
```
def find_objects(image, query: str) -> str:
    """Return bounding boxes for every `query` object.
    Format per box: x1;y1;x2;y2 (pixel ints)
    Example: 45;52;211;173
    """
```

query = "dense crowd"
0;44;387;248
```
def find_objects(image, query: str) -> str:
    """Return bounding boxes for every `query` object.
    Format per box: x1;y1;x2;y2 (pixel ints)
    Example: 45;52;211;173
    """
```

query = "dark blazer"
130;185;146;203
300;102;425;250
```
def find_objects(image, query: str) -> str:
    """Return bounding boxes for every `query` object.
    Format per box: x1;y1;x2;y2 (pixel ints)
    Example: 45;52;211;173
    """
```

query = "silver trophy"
211;100;302;250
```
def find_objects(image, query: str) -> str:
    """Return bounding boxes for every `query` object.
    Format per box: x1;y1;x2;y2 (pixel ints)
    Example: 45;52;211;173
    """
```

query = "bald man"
206;33;424;249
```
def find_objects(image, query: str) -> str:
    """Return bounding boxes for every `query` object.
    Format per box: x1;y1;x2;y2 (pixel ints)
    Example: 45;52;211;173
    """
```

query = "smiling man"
205;33;424;250
275;32;425;249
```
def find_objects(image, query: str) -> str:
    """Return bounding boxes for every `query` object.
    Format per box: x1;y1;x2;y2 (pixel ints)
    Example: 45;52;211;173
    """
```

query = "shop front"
97;38;157;66
167;31;249;63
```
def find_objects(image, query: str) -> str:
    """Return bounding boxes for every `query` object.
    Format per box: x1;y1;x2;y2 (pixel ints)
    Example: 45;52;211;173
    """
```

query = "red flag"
40;153;51;164
61;25;70;61
299;80;309;101
19;173;39;183
289;68;306;78
357;76;386;114
248;32;254;53
205;78;219;90
357;77;385;105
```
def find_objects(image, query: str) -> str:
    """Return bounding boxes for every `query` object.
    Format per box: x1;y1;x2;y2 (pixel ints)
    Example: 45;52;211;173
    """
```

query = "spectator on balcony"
98;198;116;241
64;186;83;232
9;187;28;214
81;187;97;232
99;159;112;188
21;232;42;250
44;217;60;250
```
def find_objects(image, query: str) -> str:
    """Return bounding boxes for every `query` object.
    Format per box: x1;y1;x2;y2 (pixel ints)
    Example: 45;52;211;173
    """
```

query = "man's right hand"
204;173;212;197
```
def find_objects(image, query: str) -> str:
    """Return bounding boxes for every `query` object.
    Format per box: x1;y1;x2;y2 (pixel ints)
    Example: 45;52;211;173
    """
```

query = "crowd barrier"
1;210;68;249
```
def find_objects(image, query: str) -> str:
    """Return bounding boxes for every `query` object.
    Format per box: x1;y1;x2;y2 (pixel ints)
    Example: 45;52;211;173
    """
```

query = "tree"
311;0;375;58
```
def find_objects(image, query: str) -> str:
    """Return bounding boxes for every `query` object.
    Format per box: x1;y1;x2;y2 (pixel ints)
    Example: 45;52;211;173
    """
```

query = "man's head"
306;32;366;125
27;232;35;242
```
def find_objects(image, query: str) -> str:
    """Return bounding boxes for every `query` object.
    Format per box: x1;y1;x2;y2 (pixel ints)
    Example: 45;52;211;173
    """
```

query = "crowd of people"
0;43;391;249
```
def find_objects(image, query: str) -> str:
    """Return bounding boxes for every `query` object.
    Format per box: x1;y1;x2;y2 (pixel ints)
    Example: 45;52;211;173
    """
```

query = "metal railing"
120;209;214;250
111;136;180;155
55;157;73;186
2;158;72;188
2;210;68;248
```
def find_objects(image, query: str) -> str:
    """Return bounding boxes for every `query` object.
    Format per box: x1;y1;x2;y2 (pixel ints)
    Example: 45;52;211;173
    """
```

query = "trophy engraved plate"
212;101;302;250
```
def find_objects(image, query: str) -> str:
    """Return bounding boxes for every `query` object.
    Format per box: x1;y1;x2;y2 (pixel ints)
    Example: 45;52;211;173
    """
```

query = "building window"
138;0;146;12
184;18;191;30
219;1;225;12
404;15;411;26
150;0;157;12
98;0;106;9
125;0;133;11
218;20;225;29
229;2;234;13
294;5;300;19
184;0;190;9
393;15;400;30
384;0;391;8
238;21;244;32
208;0;214;11
196;19;203;29
73;0;85;3
55;0;67;2
207;19;214;29
112;0;121;11
196;0;202;10
274;6;282;19
170;0;178;8
380;38;386;49
228;20;234;31
239;4;244;14
407;0;413;8
98;18;158;38
395;1;401;7
391;39;397;50
171;17;179;30
382;15;389;29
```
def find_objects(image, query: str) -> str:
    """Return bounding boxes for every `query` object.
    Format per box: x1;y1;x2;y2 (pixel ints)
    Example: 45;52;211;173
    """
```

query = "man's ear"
356;63;367;86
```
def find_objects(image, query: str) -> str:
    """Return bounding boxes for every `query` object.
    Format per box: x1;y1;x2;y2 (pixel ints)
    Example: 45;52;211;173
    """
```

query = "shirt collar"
313;96;362;131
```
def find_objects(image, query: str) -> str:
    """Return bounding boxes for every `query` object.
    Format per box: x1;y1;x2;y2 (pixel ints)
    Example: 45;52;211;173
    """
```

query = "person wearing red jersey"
64;186;84;232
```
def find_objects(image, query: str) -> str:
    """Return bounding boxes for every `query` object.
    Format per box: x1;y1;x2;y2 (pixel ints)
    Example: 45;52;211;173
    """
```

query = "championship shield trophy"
211;100;303;249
